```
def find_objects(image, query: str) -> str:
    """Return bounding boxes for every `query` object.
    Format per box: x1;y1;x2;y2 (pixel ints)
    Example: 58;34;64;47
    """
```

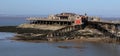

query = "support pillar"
111;25;116;33
104;24;109;30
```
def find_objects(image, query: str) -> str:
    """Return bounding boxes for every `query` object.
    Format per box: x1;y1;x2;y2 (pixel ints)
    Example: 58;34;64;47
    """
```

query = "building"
27;13;88;26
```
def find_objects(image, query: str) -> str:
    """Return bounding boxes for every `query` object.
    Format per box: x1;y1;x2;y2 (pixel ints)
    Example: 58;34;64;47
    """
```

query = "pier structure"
27;13;87;26
19;13;120;41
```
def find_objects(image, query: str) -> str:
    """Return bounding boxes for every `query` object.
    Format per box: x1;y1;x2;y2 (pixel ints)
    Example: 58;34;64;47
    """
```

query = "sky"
0;0;120;17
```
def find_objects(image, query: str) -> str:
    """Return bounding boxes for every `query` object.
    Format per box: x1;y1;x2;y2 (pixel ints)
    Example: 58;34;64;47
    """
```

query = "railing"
100;20;120;24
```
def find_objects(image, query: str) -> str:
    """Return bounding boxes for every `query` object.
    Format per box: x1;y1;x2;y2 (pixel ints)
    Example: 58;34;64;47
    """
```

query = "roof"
56;12;77;16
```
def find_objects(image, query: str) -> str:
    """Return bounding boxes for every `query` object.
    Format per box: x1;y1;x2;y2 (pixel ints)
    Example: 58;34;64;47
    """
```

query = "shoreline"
11;36;120;44
0;26;120;43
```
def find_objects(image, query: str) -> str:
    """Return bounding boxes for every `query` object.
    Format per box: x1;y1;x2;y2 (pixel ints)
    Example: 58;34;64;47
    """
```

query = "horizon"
0;14;120;18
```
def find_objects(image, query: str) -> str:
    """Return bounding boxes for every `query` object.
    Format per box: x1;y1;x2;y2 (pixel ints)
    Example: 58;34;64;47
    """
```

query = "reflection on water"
0;32;120;56
0;32;15;40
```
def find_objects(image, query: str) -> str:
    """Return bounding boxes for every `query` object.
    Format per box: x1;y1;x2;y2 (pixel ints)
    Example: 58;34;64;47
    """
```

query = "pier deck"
88;20;120;25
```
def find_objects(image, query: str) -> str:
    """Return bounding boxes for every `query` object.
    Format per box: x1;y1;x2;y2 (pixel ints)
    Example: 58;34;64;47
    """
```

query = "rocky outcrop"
18;24;65;31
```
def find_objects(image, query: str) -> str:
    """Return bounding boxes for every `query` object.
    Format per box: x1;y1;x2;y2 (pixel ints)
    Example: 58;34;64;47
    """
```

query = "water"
0;16;26;26
0;16;120;56
0;16;47;26
0;32;120;56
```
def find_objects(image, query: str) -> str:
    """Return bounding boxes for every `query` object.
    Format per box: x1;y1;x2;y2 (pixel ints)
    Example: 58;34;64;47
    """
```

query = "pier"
88;20;120;41
16;13;120;41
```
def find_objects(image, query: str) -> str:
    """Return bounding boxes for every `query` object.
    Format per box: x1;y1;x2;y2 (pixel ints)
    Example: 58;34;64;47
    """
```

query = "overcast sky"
0;0;120;17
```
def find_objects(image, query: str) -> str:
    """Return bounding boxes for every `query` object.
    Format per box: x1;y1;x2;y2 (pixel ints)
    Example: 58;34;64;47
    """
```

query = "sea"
0;16;120;56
